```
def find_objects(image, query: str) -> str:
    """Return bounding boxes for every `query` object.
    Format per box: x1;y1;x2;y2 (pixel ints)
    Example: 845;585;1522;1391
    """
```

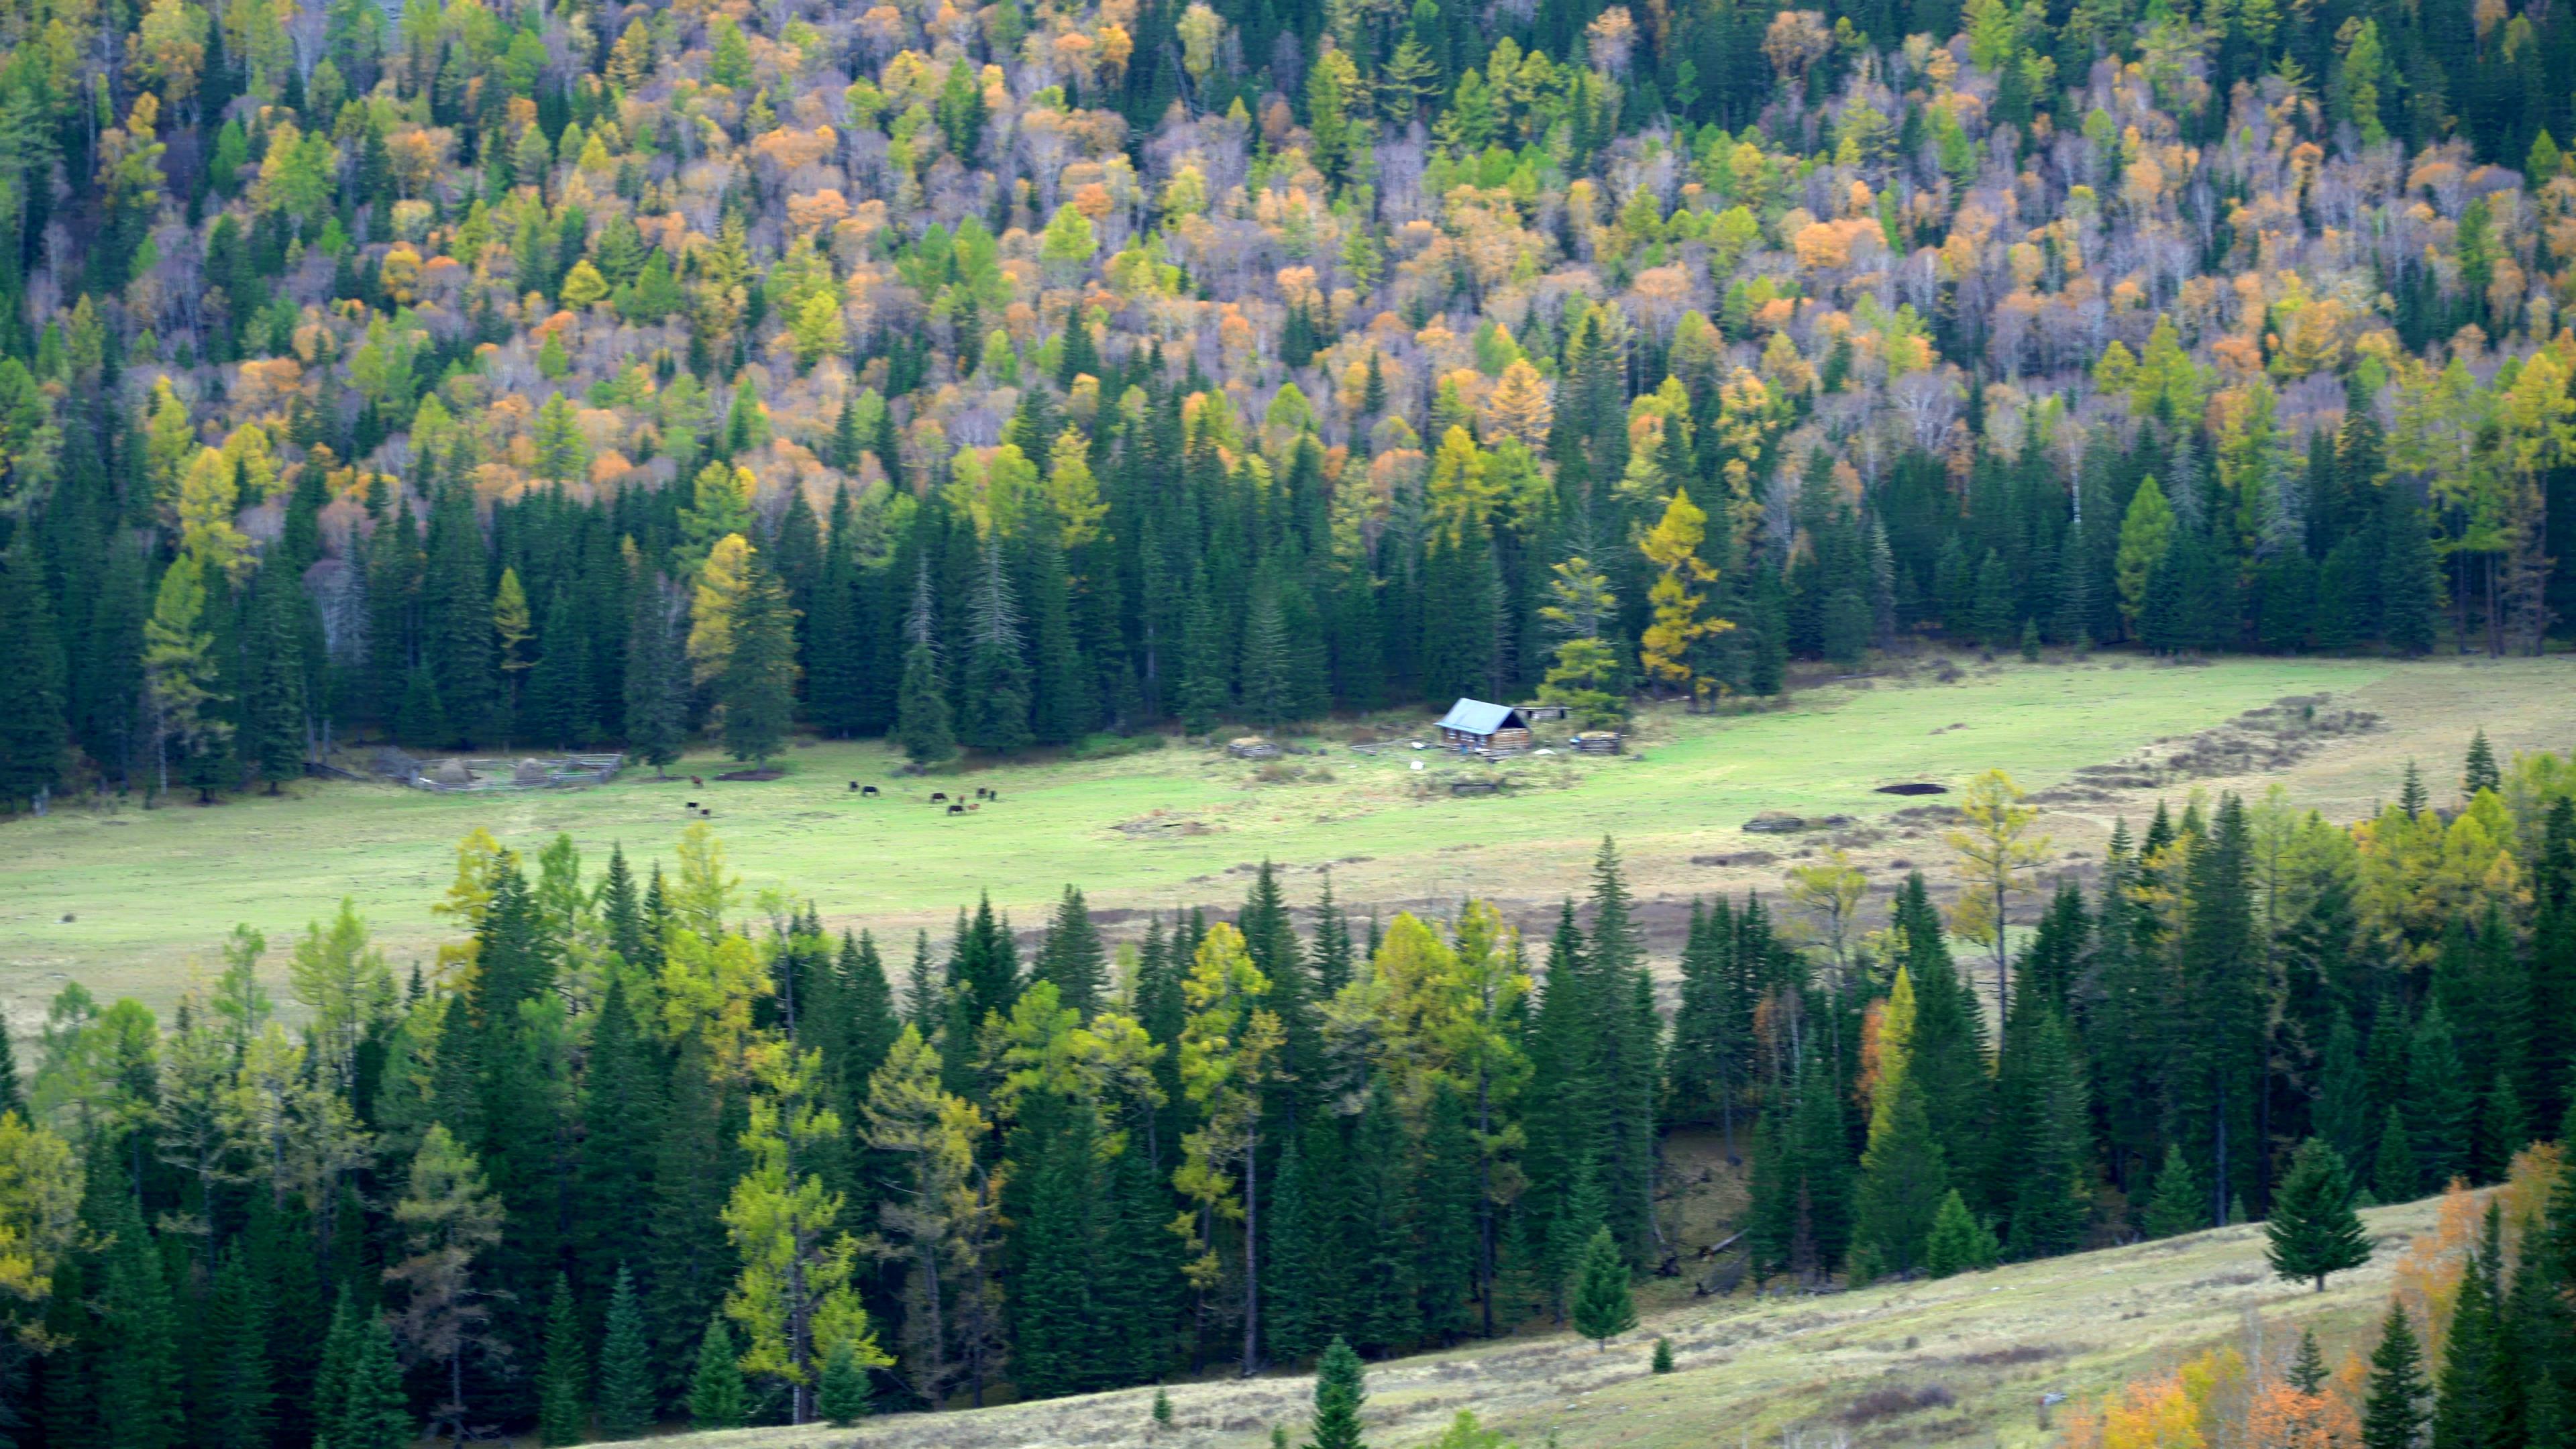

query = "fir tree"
537;1274;588;1445
962;540;1032;753
1569;1228;1637;1350
2266;1139;2371;1291
1303;1337;1368;1449
0;537;68;809
594;1265;655;1440
2363;1304;2431;1449
2374;1104;2419;1203
2432;1207;2510;1449
1651;1337;1674;1373
200;1248;273;1449
2463;729;2501;798
688;1313;746;1429
339;1314;414;1449
2143;1143;2210;1238
719;554;797;767
623;582;686;775
2289;1327;2330;1393
1850;1073;1947;1279
817;1336;871;1424
1923;1189;2000;1277
896;561;955;763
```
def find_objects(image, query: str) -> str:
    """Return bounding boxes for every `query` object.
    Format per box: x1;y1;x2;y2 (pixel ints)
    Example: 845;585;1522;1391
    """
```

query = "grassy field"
633;1193;2450;1449
2;651;2569;1018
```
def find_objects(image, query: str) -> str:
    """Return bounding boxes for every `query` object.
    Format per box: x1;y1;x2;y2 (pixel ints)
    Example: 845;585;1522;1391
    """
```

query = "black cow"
930;791;948;802
947;803;965;816
861;784;879;796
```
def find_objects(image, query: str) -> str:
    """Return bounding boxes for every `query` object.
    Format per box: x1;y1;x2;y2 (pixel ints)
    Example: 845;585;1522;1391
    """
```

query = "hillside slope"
659;1195;2442;1449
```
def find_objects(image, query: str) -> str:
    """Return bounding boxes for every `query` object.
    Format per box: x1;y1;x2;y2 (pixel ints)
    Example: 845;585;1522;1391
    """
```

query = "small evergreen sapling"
1303;1338;1367;1449
1570;1227;1638;1350
1651;1337;1674;1374
1923;1189;2000;1277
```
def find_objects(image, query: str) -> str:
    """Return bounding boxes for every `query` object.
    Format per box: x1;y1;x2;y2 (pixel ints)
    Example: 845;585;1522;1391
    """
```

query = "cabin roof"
1438;698;1526;736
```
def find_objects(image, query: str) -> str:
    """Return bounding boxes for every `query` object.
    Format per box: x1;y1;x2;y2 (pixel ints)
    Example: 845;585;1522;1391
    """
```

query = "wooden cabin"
1437;698;1534;753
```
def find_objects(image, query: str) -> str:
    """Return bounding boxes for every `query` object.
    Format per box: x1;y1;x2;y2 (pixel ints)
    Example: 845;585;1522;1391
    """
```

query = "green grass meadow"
0;653;2411;1014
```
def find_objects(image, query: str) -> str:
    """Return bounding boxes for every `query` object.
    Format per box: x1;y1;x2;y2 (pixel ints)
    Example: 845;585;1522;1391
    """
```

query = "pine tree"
1303;1337;1368;1449
311;1289;358;1449
1569;1228;1637;1350
1652;1337;1674;1373
688;1313;746;1429
97;1191;183;1449
2463;729;2500;798
2363;1304;2431;1449
1033;885;1107;1016
2266;1138;2371;1291
1923;1189;2000;1277
537;1273;588;1444
2409;1003;2474;1189
594;1265;655;1440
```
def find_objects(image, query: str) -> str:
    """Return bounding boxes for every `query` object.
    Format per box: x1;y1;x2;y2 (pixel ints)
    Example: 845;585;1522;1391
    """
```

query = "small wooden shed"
1437;699;1533;753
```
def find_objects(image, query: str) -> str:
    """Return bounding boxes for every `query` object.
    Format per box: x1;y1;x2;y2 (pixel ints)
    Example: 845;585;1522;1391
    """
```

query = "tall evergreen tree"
594;1265;655;1440
2266;1139;2371;1291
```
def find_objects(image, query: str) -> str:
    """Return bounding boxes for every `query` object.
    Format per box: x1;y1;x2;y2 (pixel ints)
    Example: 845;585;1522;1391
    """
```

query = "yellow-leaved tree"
861;1026;1004;1406
1944;769;2050;1044
1172;922;1283;1377
1637;486;1730;694
724;1044;890;1421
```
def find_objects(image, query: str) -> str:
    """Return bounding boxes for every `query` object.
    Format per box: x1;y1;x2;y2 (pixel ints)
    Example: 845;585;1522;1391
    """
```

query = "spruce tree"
688;1313;745;1429
2363;1304;2431;1449
1303;1337;1368;1449
594;1265;655;1440
537;1274;588;1445
311;1288;358;1449
2408;1003;2473;1189
2289;1327;2329;1393
1569;1228;1637;1350
2266;1139;2371;1291
1033;885;1107;1016
1652;1337;1674;1374
962;539;1032;753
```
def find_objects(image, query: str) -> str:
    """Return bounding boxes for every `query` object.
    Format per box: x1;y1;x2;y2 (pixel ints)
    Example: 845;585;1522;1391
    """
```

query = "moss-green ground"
4;651;2566;1018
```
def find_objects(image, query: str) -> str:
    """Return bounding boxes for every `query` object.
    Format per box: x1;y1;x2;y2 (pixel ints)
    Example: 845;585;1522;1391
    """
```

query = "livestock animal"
861;784;879;796
947;803;965;815
930;791;948;802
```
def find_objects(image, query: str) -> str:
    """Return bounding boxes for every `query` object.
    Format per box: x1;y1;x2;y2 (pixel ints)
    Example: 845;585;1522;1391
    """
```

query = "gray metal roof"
1438;698;1525;735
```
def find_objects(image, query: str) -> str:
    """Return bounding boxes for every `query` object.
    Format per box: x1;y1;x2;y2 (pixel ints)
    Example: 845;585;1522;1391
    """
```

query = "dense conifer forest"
0;0;2571;805
0;737;2561;1439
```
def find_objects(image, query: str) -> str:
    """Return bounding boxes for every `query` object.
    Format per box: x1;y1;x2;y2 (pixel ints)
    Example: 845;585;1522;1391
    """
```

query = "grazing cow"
686;801;698;809
988;790;1000;801
930;791;947;802
849;782;859;791
700;808;713;818
690;775;704;787
861;784;879;796
967;802;980;812
947;803;965;815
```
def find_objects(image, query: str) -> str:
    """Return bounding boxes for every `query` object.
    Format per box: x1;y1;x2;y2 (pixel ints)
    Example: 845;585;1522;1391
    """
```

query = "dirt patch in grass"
1114;811;1216;837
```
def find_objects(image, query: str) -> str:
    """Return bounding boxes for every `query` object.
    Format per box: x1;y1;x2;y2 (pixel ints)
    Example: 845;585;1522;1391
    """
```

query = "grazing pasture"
1;652;2566;1017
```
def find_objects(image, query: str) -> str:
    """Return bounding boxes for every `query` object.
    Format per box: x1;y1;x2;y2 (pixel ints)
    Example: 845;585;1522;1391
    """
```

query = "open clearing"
2;653;2569;1016
652;1193;2447;1449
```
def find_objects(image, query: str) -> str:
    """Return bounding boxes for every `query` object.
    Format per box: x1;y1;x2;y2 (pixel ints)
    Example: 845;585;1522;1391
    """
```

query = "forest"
0;0;2571;806
0;737;2561;1441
